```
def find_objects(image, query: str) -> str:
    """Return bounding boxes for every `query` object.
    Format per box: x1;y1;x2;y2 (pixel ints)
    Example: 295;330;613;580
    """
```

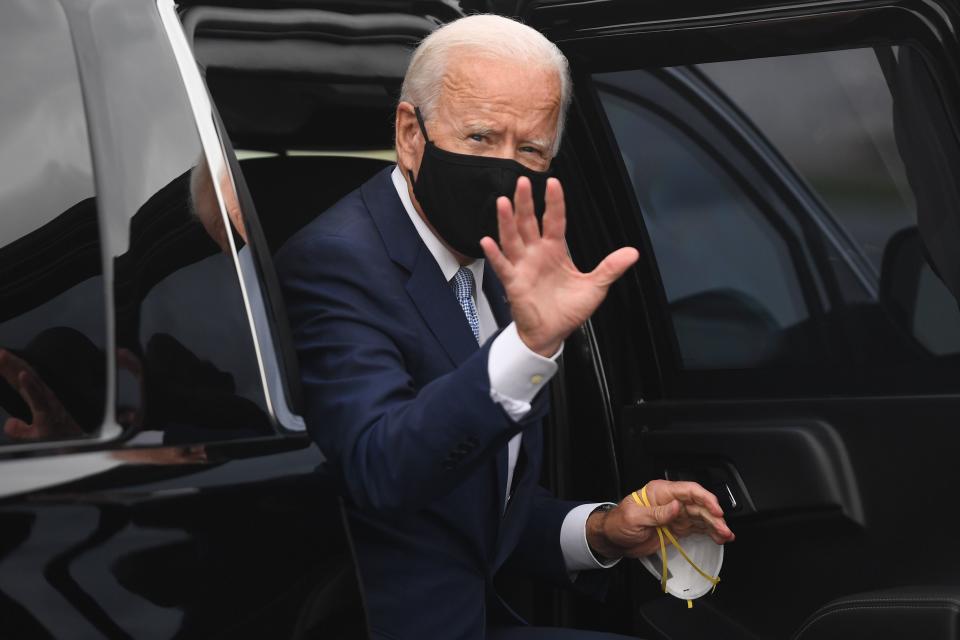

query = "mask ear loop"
632;485;721;609
413;106;432;143
408;106;434;185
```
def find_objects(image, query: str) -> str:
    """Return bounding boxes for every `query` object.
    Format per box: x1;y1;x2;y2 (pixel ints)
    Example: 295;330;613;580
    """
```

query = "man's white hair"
399;14;572;156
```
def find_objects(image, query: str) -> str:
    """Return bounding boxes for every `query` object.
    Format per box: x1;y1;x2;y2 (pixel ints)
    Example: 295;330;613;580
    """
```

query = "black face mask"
408;107;551;259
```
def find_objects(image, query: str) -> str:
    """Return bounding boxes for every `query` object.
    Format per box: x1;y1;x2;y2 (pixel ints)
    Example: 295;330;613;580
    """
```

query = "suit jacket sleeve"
276;230;548;515
500;488;612;598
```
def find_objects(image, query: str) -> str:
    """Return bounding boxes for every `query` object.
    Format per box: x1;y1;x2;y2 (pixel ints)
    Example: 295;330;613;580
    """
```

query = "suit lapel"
363;167;478;368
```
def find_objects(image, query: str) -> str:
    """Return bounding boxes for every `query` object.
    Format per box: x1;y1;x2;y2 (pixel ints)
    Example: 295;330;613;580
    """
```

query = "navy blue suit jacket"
276;168;592;639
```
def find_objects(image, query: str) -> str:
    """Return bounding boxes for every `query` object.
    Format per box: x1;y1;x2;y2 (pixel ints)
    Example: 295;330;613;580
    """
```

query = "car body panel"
0;0;366;637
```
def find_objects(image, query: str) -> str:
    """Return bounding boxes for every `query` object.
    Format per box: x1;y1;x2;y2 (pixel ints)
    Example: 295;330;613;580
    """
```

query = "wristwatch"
588;503;617;563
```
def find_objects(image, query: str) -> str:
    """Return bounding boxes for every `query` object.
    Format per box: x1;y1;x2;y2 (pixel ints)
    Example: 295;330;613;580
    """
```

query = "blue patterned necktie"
451;266;481;344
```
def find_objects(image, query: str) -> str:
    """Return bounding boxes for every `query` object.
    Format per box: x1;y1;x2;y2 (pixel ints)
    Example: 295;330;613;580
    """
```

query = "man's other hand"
586;479;736;560
0;349;83;441
480;176;639;357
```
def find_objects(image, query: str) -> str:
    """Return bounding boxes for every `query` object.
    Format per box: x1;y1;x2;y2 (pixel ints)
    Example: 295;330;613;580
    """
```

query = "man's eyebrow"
522;136;553;150
457;121;552;149
461;122;497;136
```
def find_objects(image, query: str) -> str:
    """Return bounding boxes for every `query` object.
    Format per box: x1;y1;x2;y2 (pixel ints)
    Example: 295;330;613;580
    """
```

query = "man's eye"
468;134;486;142
520;146;542;155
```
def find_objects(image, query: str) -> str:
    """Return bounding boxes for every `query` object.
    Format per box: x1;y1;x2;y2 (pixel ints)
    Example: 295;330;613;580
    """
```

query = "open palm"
0;349;83;441
480;176;639;357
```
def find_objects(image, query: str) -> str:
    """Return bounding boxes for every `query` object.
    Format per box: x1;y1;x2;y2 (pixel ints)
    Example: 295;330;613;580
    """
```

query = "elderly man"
276;14;734;639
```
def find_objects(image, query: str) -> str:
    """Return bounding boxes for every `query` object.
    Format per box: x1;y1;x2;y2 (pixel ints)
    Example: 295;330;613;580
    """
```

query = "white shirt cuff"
488;322;561;421
560;502;621;574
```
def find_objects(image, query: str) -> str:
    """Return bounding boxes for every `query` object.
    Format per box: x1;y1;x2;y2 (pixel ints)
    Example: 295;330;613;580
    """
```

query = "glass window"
91;0;275;444
698;49;916;274
596;46;960;396
598;90;810;369
0;0;106;443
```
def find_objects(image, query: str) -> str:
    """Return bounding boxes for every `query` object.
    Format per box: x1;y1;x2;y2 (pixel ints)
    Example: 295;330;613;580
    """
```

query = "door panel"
537;2;960;638
637;420;863;523
622;398;960;638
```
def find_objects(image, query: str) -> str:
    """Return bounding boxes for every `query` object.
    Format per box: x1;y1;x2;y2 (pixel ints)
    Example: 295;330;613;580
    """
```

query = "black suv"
2;0;960;638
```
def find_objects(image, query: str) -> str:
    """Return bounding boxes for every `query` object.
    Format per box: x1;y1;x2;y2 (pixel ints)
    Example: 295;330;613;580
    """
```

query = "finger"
480;237;515;281
588;247;639;288
669;518;731;548
670;509;734;544
4;417;36;440
513;177;539;245
680;483;726;517
700;521;734;545
673;481;725;516
541;177;566;241
668;517;704;537
651;499;682;527
496;195;524;261
0;349;28;388
649;479;725;517
683;503;723;530
17;370;49;417
711;530;732;545
683;503;734;540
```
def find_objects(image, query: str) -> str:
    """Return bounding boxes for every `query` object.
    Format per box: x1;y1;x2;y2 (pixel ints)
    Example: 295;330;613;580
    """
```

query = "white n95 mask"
633;486;724;607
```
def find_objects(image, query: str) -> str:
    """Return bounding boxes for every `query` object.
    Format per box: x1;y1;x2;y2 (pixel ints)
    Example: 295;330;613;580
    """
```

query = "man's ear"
395;101;423;179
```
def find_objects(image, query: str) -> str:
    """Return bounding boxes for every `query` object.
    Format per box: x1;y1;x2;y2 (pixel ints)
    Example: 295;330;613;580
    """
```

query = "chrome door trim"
155;0;304;432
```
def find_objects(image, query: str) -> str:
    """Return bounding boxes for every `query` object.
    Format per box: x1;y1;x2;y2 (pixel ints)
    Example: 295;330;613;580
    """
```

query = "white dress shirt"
390;167;617;573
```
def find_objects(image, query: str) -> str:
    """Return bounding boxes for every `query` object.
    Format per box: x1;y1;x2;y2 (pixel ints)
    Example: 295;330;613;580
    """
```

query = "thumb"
4;417;36;441
651;499;681;526
590;247;639;287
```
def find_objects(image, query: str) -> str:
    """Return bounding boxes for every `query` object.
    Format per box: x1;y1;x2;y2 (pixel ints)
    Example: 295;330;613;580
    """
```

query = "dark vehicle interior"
177;0;960;638
180;4;432;251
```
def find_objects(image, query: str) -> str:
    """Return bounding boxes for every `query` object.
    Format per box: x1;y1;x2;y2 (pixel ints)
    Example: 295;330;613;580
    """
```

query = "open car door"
524;0;960;638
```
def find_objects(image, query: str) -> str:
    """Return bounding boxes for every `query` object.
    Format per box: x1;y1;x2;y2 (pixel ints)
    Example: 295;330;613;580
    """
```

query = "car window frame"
156;0;306;433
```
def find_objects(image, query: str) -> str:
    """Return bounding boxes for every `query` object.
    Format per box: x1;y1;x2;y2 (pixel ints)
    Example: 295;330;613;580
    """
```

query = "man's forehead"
440;53;561;110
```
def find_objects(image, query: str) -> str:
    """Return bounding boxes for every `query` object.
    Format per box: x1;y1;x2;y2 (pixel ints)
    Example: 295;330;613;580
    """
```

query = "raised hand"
0;349;83;441
586;479;735;560
480;176;639;357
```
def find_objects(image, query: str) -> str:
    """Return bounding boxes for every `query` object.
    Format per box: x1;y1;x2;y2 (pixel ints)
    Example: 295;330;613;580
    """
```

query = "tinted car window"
599;91;810;368
699;48;960;360
699;49;914;274
596;47;960;396
0;0;106;443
